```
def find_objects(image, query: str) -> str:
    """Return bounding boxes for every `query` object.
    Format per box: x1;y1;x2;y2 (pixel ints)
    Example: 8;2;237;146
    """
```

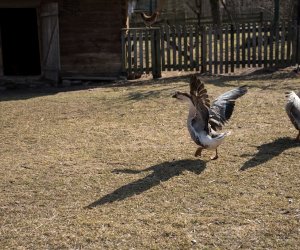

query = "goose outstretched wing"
209;85;248;130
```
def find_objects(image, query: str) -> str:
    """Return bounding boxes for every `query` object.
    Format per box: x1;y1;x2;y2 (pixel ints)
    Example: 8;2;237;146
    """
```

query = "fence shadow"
240;137;299;171
85;159;206;208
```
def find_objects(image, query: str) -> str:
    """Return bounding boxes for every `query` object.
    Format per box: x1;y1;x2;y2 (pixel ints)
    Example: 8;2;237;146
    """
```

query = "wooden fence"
121;22;298;78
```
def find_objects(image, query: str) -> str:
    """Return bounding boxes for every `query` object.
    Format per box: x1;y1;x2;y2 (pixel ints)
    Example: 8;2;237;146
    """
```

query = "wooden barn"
0;0;128;83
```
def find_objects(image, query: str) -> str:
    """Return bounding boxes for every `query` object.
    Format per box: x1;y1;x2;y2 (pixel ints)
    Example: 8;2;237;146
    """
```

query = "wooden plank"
183;25;188;71
247;23;251;67
225;25;229;73
40;2;60;82
220;26;223;74
208;26;213;74
257;23;262;67
166;25;171;71
145;29;149;74
230;24;234;72
281;22;286;66
214;26;218;74
252;23;256;67
275;23;279;67
195;25;200;71
139;30;143;73
177;25;182;71
161;26;165;71
236;24;240;68
189;26;194;71
241;23;245;68
171;25;177;70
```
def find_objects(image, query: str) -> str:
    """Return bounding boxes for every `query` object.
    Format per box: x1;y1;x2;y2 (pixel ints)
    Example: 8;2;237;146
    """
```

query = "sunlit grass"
1;68;300;249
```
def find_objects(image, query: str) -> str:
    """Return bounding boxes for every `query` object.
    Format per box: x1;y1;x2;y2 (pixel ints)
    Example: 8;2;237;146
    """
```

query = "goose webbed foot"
194;147;203;157
210;149;218;160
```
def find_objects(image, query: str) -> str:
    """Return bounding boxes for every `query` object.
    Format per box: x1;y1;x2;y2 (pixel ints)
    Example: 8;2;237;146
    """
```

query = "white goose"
172;75;248;160
285;91;300;141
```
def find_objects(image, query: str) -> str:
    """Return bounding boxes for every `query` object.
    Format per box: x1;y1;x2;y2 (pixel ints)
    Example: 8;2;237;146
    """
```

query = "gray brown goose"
285;91;300;141
172;75;248;160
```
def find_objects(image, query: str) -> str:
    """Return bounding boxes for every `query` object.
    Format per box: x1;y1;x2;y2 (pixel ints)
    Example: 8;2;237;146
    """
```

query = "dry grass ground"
1;68;300;249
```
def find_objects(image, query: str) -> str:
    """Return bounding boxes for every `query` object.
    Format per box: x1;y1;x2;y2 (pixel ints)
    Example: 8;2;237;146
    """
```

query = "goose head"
172;91;191;102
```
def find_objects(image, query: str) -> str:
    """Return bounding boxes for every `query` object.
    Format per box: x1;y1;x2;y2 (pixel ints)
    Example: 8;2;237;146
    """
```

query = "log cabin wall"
58;0;128;77
0;0;128;81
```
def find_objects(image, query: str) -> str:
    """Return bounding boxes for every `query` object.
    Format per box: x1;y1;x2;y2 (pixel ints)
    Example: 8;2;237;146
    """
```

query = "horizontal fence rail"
121;22;298;78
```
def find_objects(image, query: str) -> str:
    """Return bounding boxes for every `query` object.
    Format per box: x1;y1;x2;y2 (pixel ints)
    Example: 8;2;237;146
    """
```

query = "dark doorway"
0;8;41;76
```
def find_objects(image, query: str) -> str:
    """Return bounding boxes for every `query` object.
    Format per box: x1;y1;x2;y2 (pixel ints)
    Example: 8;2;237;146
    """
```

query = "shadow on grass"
85;159;206;208
240;137;299;171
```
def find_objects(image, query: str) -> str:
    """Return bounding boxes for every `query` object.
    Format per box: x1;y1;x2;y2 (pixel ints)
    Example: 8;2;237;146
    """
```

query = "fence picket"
189;26;194;70
242;23;246;68
287;22;291;64
220;27;223;74
269;24;274;66
183;25;188;70
258;24;262;67
247;23;251;67
230;24;234;72
281;23;286;66
161;26;165;71
172;25;177;70
263;23;268;68
195;25;200;71
177;25;182;71
139;30;143;72
201;27;207;73
166;26;171;70
225;25;229;73
208;26;213;74
236;24;240;68
275;24;279;67
127;30;132;74
214;27;218;74
252;23;256;67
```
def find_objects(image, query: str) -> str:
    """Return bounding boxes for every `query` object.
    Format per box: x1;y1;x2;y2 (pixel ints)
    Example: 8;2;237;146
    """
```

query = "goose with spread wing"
172;75;248;160
286;91;300;141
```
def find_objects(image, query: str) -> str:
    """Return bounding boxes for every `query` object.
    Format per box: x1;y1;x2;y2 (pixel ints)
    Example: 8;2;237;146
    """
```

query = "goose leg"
194;147;203;157
210;148;219;160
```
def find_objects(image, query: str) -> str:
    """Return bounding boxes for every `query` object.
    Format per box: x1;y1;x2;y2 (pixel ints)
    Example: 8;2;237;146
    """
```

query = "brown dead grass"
1;68;300;249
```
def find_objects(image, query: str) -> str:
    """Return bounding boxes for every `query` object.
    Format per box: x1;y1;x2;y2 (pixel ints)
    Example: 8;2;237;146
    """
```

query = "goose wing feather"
189;75;210;134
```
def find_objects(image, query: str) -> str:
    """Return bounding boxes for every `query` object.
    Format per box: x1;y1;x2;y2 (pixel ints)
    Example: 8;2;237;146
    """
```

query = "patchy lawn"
1;68;300;249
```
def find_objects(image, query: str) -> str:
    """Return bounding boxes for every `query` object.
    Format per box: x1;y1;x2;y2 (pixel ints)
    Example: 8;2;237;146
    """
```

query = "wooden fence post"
151;28;162;79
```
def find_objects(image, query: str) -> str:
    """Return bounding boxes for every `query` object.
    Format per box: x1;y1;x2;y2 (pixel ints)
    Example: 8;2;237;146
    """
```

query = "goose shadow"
85;159;206;208
240;137;299;171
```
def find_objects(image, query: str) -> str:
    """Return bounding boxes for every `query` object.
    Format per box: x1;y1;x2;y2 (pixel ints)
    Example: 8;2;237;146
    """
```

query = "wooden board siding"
59;0;128;77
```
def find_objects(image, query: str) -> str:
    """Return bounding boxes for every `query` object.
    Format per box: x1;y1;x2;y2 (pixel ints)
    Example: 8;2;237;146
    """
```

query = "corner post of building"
152;27;162;79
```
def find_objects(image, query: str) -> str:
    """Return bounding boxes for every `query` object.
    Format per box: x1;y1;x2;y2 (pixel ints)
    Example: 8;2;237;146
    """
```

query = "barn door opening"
40;2;60;82
0;8;41;76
